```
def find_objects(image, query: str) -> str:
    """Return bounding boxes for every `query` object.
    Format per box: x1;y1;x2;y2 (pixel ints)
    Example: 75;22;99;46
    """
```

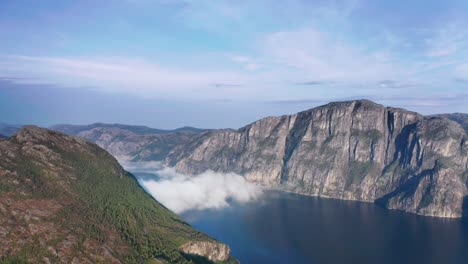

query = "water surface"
134;172;468;264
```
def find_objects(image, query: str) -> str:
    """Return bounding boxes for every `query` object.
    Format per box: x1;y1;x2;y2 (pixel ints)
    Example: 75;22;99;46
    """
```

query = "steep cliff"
165;100;468;218
0;126;234;263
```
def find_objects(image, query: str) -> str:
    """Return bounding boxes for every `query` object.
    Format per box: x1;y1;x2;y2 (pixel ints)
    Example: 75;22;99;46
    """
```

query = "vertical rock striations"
165;100;468;218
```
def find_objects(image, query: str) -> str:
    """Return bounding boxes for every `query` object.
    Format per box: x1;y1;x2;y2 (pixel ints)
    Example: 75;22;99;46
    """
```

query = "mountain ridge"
432;113;468;133
0;123;23;137
0;126;235;263
49;123;209;162
50;123;209;136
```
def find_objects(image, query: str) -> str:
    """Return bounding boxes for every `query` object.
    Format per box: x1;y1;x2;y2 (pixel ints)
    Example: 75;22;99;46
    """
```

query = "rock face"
165;100;468;218
50;123;207;162
0;126;234;263
180;241;231;262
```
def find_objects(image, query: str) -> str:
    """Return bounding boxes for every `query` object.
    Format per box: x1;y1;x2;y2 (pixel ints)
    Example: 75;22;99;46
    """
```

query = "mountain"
50;123;208;162
0;123;23;137
173;126;209;133
164;100;468;218
50;123;208;136
0;126;235;263
434;113;468;133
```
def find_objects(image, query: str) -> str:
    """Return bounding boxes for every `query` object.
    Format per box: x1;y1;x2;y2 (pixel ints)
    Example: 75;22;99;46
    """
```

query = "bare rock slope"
165;100;468;218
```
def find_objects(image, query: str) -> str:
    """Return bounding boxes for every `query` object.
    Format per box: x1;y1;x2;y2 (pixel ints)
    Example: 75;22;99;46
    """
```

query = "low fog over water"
120;161;262;213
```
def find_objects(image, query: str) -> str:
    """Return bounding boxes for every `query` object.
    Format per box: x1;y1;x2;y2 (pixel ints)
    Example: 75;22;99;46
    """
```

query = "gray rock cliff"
165;100;468;218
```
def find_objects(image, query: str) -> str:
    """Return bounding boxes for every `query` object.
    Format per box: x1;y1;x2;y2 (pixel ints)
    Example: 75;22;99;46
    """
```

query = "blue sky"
1;0;467;128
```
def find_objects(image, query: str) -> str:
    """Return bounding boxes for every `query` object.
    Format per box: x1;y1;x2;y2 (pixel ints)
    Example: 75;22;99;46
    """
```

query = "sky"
1;0;468;129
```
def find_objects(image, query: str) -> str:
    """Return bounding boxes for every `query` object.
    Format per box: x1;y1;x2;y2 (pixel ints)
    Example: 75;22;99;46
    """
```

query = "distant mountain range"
0;123;208;162
432;113;468;132
0;126;235;263
50;123;209;162
0;123;23;137
50;123;208;136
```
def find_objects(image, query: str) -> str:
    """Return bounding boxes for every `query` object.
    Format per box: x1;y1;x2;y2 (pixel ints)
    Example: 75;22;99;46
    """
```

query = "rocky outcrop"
165;100;468;218
180;241;231;262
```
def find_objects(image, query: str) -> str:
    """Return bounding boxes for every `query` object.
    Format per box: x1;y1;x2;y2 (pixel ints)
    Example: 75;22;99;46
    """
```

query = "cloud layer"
124;163;263;213
0;0;467;121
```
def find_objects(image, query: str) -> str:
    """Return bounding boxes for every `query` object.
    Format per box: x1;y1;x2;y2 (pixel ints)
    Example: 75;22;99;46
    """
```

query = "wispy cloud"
259;28;403;82
0;55;247;99
295;81;326;86
455;64;468;80
229;55;250;63
1;1;467;113
425;23;468;57
265;99;326;105
367;94;468;109
376;80;416;89
228;54;262;71
265;93;468;111
213;83;243;88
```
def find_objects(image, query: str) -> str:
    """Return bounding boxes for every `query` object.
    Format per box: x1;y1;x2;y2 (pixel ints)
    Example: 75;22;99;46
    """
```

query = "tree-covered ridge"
0;126;234;264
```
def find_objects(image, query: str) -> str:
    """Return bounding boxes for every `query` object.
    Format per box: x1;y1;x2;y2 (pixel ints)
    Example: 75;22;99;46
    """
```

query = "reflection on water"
181;191;468;264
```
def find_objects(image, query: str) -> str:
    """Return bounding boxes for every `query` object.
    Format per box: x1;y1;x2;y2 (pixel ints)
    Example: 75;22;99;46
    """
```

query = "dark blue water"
132;171;468;264
181;191;468;264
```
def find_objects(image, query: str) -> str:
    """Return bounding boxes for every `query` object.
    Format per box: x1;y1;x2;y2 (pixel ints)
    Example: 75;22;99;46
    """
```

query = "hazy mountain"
164;100;468;218
0;123;23;137
433;113;468;133
0;126;235;263
50;123;208;162
50;123;208;136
